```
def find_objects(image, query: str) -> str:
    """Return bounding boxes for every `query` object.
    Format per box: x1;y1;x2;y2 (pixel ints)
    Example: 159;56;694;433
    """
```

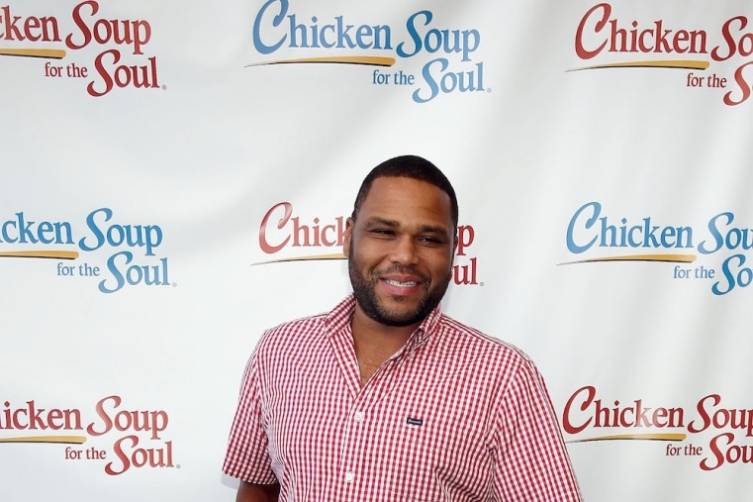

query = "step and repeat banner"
3;1;753;500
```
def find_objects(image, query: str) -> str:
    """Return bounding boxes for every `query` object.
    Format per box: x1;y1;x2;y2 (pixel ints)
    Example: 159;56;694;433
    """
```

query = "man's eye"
370;228;394;236
419;236;443;244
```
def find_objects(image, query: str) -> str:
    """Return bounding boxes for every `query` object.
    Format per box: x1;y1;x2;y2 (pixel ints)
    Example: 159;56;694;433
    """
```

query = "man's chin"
375;312;423;327
373;302;426;326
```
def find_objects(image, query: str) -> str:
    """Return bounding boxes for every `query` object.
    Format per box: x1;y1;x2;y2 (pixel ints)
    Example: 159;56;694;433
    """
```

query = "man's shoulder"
435;314;545;402
436;313;534;369
256;311;330;355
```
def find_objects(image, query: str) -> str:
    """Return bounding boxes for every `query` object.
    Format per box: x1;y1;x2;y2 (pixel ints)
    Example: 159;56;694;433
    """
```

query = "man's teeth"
385;279;418;287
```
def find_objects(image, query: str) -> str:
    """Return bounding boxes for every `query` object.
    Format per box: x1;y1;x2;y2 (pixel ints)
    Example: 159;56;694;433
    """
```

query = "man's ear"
343;217;354;257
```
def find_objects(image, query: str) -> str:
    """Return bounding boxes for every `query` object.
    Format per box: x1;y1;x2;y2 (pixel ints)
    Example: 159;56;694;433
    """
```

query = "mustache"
372;266;429;282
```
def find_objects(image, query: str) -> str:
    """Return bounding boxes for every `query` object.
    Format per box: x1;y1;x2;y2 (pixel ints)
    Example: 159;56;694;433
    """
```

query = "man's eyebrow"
417;225;450;235
364;217;399;227
417;225;452;240
364;218;450;237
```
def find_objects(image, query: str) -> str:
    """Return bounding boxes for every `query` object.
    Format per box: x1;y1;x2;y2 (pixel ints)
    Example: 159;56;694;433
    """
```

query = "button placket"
341;399;367;492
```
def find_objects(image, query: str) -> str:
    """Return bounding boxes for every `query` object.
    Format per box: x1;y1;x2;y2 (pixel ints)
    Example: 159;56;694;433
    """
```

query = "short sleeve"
490;357;582;501
222;350;277;484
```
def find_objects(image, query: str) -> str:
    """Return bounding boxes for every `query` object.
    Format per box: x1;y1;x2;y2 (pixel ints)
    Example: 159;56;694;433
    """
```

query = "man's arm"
491;356;582;501
225;345;280;499
236;481;280;502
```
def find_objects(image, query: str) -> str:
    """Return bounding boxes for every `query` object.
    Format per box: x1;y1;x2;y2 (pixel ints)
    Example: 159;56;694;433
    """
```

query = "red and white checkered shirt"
224;296;581;501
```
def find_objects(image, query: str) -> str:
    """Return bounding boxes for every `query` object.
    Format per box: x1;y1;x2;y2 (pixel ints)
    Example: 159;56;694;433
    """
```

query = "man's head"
350;155;458;234
344;155;457;327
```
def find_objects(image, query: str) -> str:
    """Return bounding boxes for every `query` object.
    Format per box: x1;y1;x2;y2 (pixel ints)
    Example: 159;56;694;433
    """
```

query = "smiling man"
223;155;582;501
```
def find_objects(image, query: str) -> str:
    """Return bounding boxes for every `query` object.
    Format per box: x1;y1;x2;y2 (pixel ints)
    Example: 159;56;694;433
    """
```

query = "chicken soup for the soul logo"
572;3;753;106
0;208;173;294
562;202;753;296
0;1;161;97
0;395;176;476
564;386;753;471
248;0;488;104
256;201;481;286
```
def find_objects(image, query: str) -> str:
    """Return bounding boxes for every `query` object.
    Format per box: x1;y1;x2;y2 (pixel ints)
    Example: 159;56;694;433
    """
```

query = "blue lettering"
17;212;37;244
37;222;54;244
355;25;372;48
2;220;17;243
412;57;444;103
462;29;480;62
567;202;601;253
253;0;288;54
78;208;162;255
397;10;431;58
335;16;355;48
100;250;130;294
699;212;733;254
712;254;751;295
99;251;169;293
79;207;110;252
320;24;335;48
144;226;162;256
397;11;479;61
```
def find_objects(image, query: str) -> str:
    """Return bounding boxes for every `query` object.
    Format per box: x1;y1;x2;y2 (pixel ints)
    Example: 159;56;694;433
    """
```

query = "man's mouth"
384;279;419;287
378;274;425;296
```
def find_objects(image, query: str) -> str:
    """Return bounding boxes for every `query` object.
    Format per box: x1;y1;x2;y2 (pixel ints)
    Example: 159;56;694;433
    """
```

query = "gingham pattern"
224;296;581;501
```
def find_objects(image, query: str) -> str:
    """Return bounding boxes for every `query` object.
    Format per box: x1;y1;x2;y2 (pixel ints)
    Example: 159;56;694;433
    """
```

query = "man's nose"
389;234;419;265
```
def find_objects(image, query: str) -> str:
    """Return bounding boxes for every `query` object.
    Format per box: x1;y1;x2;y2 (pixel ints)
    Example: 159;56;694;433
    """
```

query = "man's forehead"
359;177;452;214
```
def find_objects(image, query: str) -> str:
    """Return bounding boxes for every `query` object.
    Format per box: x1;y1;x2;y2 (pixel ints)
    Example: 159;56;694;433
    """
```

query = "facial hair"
348;242;451;327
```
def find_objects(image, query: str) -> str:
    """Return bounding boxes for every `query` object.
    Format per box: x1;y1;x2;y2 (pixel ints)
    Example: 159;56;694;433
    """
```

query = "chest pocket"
385;409;486;502
387;419;443;501
373;350;491;501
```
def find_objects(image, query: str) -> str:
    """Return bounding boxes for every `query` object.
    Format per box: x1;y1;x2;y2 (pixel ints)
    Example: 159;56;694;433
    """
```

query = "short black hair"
351;155;458;232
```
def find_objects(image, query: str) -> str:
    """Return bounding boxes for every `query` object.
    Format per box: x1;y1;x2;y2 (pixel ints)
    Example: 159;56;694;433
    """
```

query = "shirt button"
353;412;364;423
345;471;355;483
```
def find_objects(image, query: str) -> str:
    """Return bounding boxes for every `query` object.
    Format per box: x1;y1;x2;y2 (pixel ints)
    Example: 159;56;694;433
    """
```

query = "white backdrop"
3;1;753;500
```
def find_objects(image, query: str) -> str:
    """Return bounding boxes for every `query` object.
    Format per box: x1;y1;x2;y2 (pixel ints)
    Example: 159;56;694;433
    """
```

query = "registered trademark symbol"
171;282;177;287
479;282;485;286
176;464;181;469
161;84;167;90
486;88;492;93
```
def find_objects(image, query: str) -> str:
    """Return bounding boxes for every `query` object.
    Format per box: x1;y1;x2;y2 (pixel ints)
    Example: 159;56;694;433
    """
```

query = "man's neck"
350;303;420;387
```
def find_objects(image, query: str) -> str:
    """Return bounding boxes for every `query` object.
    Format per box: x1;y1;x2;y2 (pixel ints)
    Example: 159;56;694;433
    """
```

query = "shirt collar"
323;294;443;345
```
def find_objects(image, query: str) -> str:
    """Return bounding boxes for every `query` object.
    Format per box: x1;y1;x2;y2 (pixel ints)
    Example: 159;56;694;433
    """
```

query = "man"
224;155;582;501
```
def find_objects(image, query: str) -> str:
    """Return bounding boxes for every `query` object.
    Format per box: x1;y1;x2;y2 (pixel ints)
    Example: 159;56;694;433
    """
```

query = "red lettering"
107;434;136;475
723;60;753;106
653;20;671;53
321;224;337;246
638;29;652;53
66;0;97;50
87;395;120;437
673;29;689;54
575;3;610;59
132;20;151;56
1;5;24;40
713;16;747;62
563;385;596;434
619;406;633;426
87;48;118;97
106;435;174;476
259;202;292;254
688;393;718;433
456;225;474;256
65;0;151;55
13;408;27;429
701;432;732;471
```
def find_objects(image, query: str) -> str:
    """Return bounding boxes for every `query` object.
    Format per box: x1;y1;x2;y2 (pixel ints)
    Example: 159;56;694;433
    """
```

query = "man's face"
344;176;455;327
